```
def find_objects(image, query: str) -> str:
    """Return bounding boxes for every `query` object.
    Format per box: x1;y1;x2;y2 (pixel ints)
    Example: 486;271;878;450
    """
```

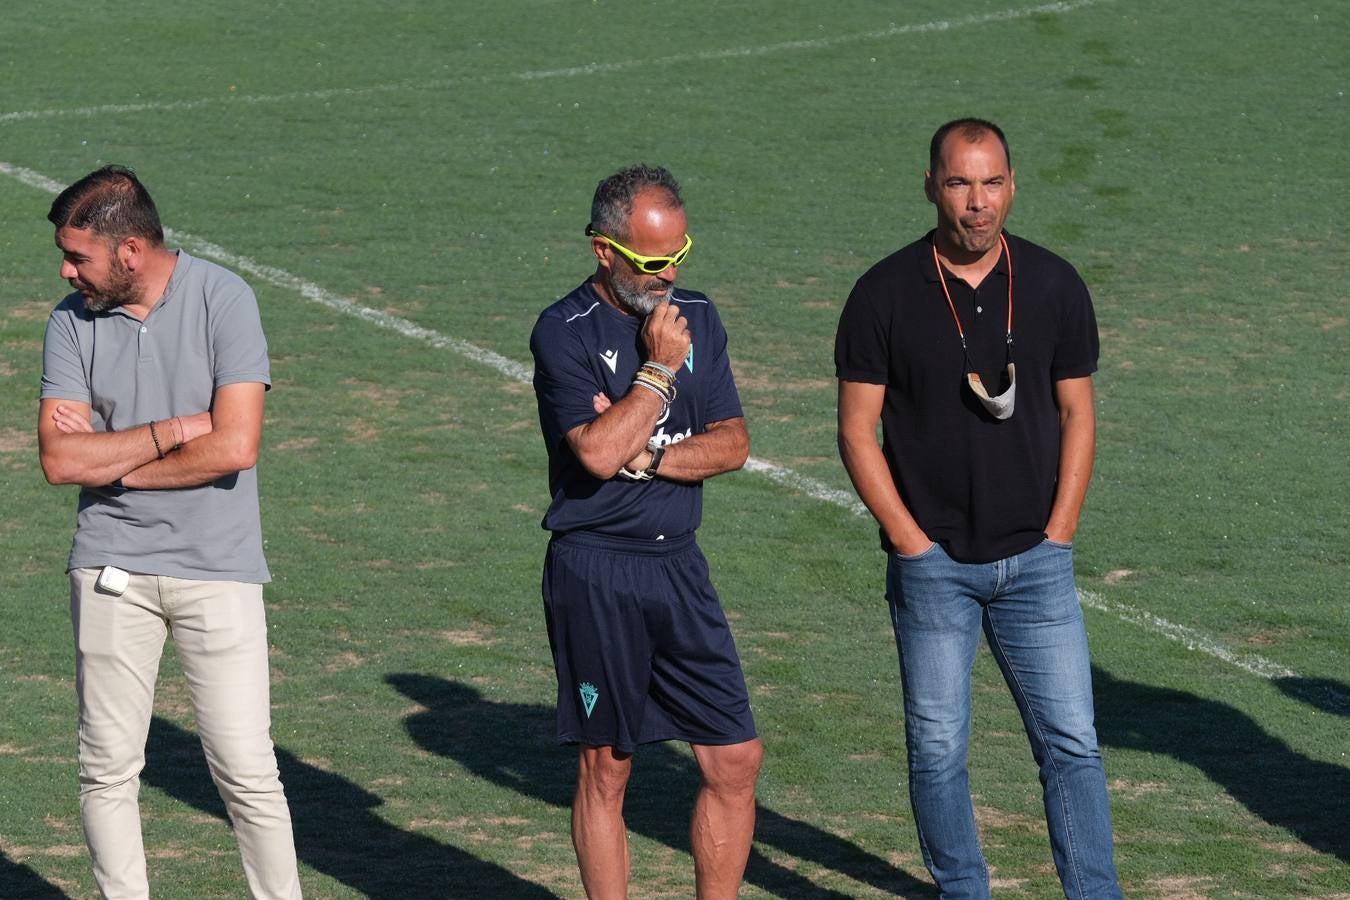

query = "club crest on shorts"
578;682;599;718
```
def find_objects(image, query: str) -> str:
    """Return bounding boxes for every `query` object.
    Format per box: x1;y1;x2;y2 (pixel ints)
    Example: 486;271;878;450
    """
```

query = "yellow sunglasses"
586;225;693;274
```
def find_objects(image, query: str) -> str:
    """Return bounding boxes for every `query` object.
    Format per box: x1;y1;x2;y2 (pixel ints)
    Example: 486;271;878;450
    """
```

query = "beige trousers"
70;568;303;900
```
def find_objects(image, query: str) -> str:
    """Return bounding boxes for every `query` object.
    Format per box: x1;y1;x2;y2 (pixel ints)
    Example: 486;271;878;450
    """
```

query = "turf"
0;0;1346;897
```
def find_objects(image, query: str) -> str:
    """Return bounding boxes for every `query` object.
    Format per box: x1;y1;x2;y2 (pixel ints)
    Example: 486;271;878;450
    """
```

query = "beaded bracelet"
643;360;677;380
637;360;676;383
633;365;675;396
633;371;676;400
630;378;671;405
148;421;166;459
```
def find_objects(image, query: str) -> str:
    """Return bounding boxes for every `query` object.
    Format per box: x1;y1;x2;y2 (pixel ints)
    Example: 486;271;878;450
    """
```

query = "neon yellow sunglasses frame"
586;225;693;274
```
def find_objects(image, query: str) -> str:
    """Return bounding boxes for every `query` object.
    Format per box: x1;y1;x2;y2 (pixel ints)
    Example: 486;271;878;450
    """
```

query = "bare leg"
690;739;763;900
573;745;633;899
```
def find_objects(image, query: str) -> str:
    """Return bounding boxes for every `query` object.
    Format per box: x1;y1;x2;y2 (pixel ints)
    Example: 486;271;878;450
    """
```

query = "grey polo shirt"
40;251;272;583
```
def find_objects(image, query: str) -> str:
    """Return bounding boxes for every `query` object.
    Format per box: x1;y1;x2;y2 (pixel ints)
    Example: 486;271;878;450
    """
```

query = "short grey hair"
589;165;683;241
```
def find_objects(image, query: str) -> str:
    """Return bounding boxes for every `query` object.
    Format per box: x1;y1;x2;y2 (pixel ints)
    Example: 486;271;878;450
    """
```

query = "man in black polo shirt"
835;119;1123;899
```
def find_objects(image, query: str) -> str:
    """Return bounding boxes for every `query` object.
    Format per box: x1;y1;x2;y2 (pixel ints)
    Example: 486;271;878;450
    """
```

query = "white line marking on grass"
180;237;537;384
1078;590;1297;679
0;162;64;193
743;458;869;517
0;0;1109;124
516;0;1112;80
0;84;418;125
4;157;1310;689
0;161;534;385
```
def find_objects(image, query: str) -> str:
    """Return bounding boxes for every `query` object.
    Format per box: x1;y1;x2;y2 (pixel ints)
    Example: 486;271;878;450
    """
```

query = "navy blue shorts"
542;531;756;754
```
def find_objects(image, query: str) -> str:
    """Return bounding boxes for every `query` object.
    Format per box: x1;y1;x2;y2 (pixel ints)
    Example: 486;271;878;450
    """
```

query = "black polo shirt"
834;230;1098;563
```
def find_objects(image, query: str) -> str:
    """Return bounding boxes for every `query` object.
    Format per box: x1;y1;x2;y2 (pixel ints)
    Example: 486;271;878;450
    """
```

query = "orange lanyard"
931;233;1013;353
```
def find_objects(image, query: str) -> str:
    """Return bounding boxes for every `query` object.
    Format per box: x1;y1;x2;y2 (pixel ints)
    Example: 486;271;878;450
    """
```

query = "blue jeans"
886;540;1121;900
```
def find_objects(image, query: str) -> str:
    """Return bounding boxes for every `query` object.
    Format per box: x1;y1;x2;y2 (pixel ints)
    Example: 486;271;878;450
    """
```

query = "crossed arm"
613;415;749;484
38;381;266;489
560;299;748;484
567;392;749;485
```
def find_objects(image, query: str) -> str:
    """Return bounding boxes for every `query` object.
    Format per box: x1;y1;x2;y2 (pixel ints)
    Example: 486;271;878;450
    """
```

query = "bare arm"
566;302;691;479
122;383;265;489
1044;375;1096;544
38;383;262;489
40;398;157;486
837;380;932;555
566;388;668;480
621;416;749;484
39;401;210;487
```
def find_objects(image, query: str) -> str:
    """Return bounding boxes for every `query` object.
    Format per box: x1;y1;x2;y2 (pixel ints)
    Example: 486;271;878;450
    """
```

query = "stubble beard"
78;258;139;313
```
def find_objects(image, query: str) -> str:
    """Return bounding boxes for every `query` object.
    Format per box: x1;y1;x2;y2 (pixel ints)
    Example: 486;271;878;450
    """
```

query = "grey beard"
614;281;670;316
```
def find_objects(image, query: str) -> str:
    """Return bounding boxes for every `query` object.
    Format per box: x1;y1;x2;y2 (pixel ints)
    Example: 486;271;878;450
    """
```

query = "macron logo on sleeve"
599;350;618;373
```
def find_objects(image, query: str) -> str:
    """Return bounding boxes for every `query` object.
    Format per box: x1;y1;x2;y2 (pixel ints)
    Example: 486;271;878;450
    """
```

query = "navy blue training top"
530;280;742;541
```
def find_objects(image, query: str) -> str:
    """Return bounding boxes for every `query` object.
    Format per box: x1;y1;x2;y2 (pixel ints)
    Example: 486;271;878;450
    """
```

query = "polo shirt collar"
147;250;186;315
922;229;1012;284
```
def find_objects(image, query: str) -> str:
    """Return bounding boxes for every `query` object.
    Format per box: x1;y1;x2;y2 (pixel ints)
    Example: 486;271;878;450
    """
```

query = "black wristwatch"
642;442;665;478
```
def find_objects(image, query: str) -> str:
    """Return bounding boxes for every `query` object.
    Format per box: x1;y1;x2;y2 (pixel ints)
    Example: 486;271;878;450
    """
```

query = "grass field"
1;0;1347;897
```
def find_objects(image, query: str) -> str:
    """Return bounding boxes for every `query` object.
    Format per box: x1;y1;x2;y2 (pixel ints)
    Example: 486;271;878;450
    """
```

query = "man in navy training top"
531;164;761;899
835;120;1123;898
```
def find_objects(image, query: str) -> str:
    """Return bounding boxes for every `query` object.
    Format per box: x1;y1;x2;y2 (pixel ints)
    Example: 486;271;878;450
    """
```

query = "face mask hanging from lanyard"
931;234;1015;420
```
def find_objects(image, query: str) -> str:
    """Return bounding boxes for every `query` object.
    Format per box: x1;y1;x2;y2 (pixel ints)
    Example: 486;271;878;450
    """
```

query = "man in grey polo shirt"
37;166;302;900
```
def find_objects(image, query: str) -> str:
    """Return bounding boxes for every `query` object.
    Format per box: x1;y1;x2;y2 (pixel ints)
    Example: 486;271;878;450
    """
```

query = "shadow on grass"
1093;666;1349;862
0;850;70;899
386;673;936;899
143;717;558;898
1273;676;1350;718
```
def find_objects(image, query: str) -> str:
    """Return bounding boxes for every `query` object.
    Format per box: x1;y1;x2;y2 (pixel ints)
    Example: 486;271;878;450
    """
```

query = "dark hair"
47;165;164;246
589;164;683;241
929;119;1011;173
